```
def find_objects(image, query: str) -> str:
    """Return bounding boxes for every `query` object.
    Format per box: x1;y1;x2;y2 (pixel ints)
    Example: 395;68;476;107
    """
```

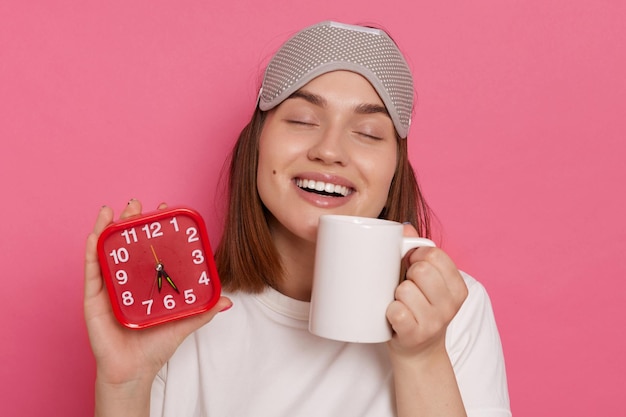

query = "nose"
306;127;348;166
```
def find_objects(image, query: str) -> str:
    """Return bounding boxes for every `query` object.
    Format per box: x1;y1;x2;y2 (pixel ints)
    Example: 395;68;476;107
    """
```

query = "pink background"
1;1;624;415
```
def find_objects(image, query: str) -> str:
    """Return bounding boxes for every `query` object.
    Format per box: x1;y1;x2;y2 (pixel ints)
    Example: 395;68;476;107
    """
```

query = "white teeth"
296;179;351;196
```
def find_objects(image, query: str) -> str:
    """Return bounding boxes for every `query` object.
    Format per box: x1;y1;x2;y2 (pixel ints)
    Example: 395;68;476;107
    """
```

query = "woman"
84;21;510;416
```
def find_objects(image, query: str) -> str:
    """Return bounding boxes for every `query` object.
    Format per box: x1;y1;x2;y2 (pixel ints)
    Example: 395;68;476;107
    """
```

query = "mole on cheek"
272;170;277;175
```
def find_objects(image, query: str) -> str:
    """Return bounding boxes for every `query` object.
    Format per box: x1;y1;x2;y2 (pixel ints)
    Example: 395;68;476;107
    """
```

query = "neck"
269;221;317;301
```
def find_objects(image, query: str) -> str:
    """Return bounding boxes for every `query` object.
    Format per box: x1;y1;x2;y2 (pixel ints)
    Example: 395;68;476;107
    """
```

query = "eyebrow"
288;90;390;117
354;102;389;116
288;90;326;106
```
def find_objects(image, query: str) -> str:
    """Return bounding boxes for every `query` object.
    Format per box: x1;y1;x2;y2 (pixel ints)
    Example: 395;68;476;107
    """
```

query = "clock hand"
150;244;160;264
156;263;164;292
159;267;180;293
150;245;163;291
151;245;180;293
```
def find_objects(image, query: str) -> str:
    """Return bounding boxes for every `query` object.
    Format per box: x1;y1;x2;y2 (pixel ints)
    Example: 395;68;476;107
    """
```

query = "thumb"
401;223;422;266
402;222;420;238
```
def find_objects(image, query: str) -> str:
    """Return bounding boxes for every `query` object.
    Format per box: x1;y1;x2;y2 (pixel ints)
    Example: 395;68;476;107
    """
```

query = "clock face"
97;208;221;329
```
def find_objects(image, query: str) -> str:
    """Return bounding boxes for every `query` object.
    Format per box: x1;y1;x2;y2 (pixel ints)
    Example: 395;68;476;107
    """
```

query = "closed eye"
287;119;317;126
355;131;383;140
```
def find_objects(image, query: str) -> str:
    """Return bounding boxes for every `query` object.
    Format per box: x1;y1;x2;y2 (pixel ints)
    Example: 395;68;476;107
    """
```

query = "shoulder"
457;271;496;319
446;271;511;415
446;271;505;358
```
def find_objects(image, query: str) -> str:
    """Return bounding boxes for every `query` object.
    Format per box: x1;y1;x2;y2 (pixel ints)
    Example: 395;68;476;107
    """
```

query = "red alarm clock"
97;207;221;329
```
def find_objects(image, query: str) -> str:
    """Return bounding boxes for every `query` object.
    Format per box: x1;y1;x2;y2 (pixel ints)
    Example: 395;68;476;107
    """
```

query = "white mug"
309;215;436;343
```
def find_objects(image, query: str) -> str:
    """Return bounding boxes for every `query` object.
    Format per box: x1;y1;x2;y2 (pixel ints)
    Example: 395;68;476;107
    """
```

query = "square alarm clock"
97;207;221;329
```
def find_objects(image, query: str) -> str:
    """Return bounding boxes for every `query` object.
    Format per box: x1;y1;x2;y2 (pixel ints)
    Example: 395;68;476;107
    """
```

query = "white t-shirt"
150;272;511;417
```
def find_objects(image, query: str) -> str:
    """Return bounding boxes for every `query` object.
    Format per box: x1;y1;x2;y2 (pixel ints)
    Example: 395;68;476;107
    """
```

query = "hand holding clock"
84;200;232;412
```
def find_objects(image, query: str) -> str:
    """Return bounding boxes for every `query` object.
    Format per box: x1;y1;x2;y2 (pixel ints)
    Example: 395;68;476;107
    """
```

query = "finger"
401;224;420;268
389;279;450;348
84;233;104;299
389;279;432;341
120;199;142;220
387;299;418;335
394;276;432;314
407;247;467;301
405;259;450;307
86;205;114;265
85;206;114;299
402;223;420;238
388;298;442;350
403;249;467;323
91;205;114;236
404;254;468;331
393;270;451;341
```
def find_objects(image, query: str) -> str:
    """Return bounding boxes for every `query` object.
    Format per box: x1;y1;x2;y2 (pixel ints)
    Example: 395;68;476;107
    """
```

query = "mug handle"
401;237;436;257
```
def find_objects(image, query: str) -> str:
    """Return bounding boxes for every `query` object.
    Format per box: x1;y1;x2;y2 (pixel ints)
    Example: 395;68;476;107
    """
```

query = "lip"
292;172;356;208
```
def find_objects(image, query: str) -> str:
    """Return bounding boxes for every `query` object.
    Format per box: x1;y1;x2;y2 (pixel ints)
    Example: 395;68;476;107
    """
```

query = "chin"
300;220;321;244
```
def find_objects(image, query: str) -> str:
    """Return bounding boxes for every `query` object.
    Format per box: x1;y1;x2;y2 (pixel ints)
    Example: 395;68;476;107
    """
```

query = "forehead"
293;71;386;106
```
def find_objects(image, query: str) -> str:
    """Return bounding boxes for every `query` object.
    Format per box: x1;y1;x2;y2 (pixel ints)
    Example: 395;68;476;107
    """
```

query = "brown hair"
214;107;432;293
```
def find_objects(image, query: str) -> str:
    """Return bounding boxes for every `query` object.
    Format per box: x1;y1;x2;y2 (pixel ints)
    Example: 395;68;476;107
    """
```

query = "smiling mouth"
295;178;354;197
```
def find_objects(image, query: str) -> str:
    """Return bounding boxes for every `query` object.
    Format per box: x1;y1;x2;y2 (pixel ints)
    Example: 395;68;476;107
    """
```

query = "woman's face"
257;70;398;243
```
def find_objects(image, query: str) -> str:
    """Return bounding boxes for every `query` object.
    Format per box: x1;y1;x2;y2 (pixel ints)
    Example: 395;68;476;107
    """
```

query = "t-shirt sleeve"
446;272;512;417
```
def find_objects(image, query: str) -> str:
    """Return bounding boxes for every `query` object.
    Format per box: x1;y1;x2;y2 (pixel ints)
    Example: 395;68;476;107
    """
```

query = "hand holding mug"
309;215;437;343
387;223;468;356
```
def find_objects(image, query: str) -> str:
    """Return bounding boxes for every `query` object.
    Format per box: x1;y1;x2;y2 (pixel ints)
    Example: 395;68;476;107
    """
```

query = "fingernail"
402;221;412;225
127;198;136;205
